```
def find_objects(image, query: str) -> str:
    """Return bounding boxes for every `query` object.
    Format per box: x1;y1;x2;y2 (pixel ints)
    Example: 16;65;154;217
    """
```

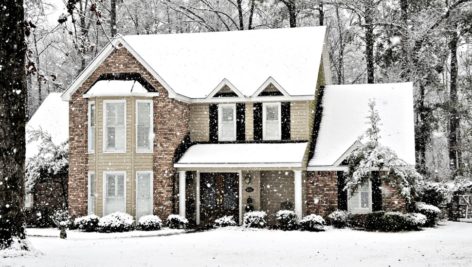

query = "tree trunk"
318;2;324;26
415;83;427;174
237;0;244;30
364;3;375;83
281;0;297;28
33;33;42;104
448;30;461;177
335;4;344;84
111;0;117;37
0;0;27;249
400;0;410;80
248;0;256;30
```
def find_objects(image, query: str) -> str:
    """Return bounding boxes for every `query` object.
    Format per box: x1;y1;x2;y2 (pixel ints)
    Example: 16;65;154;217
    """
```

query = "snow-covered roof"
26;93;69;158
175;143;308;169
308;83;415;168
62;27;329;101
83;80;158;98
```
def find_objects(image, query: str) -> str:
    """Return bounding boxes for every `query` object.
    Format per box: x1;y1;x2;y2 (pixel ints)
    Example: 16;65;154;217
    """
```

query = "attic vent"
213;85;238;97
258;83;284;96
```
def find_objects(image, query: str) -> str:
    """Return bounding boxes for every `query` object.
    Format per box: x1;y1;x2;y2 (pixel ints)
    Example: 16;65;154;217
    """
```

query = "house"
25;93;69;213
61;26;415;226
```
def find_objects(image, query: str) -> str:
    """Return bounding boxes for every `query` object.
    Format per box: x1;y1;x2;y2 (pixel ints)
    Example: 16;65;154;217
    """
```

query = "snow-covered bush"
327;210;349;228
98;212;134;232
419;182;448;207
275;210;298;230
74;215;99;232
405;213;427;229
138;215;162;231
214;216;237;227
243;211;267;228
415;202;441;227
345;101;422;203
299;214;325;232
349;211;426;232
50;209;71;229
166;215;188;229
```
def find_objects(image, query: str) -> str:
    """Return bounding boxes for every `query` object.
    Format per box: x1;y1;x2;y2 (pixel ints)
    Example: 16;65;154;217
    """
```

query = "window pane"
137;103;151;126
137;126;150;148
117;175;125;197
266;105;278;121
222;107;234;122
107;127;116;149
106;104;116;125
115;126;125;151
361;192;369;208
107;175;116;197
137;173;151;199
90;174;95;197
90;104;95;127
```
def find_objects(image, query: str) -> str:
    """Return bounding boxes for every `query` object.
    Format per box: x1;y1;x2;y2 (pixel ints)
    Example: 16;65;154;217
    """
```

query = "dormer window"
263;102;281;140
218;104;236;141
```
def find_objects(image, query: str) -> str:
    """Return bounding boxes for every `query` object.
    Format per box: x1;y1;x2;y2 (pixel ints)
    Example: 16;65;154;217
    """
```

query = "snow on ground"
3;222;472;266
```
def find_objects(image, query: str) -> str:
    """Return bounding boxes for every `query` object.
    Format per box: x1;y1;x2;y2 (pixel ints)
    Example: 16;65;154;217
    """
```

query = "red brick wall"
306;171;338;217
382;182;407;212
68;47;189;218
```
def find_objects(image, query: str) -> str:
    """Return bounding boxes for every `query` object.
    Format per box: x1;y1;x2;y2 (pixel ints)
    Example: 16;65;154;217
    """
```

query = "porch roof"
174;143;308;169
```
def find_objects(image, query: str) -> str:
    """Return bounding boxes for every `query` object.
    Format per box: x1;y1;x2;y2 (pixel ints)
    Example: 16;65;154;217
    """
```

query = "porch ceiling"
174;143;308;170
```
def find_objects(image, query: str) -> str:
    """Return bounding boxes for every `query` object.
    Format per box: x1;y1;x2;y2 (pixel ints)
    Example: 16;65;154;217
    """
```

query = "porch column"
179;171;186;218
196;171;201;225
294;170;303;219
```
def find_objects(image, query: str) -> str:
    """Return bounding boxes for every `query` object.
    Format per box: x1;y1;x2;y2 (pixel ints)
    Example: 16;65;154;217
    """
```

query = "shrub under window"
98;212;134;232
74;215;99;232
167;214;188;229
299;214;325;232
327;210;349;228
243;211;267;228
275;210;298;230
415;202;441;227
138;215;162;231
214;216;237;227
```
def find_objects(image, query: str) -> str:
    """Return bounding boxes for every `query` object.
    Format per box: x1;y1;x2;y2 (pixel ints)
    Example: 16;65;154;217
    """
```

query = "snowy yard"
3;222;472;267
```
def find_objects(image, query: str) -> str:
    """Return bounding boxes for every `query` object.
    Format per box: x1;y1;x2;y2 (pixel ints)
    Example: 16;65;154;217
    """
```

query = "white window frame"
88;171;96;215
103;99;127;153
88;101;96;153
102;171;127;215
348;180;372;214
218;103;237;141
262;102;281;140
135;100;153;153
135;171;154;219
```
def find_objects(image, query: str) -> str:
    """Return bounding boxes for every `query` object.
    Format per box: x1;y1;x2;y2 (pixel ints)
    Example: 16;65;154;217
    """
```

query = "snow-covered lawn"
3;222;472;266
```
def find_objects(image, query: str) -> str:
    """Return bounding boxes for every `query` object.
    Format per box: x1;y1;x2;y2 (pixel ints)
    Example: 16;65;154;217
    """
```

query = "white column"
294;170;303;220
196;171;201;225
179;171;186;218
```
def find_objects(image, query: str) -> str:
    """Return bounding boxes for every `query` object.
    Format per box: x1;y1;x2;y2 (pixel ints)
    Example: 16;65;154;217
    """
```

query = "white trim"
306;166;349;171
179;171;186;218
252;77;290;97
103;99;127;153
218;103;237;141
87;101;96;153
207;79;245;98
174;163;303;169
103;171;127;216
262;102;281;141
135;99;154;153
238;170;243;225
84;92;159;98
294;170;303;219
333;140;363;166
135;171;153;219
87;171;96;215
196;171;201;225
191;95;314;103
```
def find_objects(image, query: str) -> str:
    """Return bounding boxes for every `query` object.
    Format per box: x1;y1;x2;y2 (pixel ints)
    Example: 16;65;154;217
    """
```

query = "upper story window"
218;104;236;141
88;102;95;153
104;100;126;153
263;102;281;140
136;100;153;153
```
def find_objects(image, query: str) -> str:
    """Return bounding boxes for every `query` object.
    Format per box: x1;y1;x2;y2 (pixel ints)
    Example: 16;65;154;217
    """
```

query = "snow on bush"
349;212;426;232
275;210;298;230
98;212;134;232
345;100;422;203
405;213;427;227
74;215;99;232
166;215;188;229
419;182;449;206
138;215;162;231
299;214;325;232
243;211;267;228
327;210;349;228
50;209;71;229
214;216;237;227
415;202;441;227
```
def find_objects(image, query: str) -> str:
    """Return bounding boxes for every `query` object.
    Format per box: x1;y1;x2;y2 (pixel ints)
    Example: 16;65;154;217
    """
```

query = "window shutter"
371;171;383;211
236;103;245;141
337;171;348;210
253;103;263;141
209;104;218;142
281;102;291;140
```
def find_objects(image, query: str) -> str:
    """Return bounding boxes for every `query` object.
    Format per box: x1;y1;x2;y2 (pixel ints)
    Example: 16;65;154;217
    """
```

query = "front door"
200;173;239;226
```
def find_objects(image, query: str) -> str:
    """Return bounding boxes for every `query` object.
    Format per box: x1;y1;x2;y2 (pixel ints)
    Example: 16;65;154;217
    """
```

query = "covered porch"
174;143;308;226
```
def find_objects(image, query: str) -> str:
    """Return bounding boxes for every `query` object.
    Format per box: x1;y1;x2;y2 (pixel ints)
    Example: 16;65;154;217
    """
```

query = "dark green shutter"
209;104;218;142
236;103;245;141
253;103;263;141
281;102;291;140
337;171;348;210
371;171;383;211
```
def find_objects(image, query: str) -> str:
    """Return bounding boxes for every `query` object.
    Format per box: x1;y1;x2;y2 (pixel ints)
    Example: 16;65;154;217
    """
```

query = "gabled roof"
62;26;328;101
175;143;308;169
308;82;416;168
84;80;159;98
26;93;69;158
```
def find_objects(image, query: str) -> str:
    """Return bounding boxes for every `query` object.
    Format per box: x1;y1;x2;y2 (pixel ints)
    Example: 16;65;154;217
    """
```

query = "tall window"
218;104;236;141
136;171;153;219
104;100;126;152
136;100;153;152
88;102;95;153
348;180;372;214
104;172;126;215
263;103;281;140
88;172;96;215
